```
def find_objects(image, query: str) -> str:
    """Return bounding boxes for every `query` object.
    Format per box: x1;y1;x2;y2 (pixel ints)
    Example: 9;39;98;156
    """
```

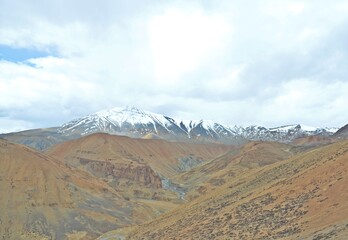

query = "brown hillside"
175;141;294;200
292;135;337;147
46;133;232;203
100;140;348;239
0;139;160;240
47;133;232;179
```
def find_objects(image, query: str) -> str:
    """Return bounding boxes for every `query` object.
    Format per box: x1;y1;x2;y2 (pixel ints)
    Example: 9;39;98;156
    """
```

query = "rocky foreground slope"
0;139;164;239
0;134;234;240
1;124;347;239
99;140;348;239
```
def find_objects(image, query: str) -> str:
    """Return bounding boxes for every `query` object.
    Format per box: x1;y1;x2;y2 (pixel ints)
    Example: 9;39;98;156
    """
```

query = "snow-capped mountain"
230;124;338;142
58;107;242;144
58;106;338;144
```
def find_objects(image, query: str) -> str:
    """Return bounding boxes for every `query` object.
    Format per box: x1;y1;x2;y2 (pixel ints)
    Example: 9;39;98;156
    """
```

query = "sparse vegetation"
2;135;348;240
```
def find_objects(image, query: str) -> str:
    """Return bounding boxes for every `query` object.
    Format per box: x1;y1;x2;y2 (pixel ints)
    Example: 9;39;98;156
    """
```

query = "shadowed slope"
334;124;348;138
0;128;72;151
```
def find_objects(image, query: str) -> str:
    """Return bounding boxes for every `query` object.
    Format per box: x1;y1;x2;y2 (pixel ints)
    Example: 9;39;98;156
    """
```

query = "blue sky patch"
0;44;58;63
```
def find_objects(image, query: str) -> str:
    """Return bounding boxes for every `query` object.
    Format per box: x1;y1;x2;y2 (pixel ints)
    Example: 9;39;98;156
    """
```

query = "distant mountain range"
0;106;341;150
58;106;338;142
58;106;243;144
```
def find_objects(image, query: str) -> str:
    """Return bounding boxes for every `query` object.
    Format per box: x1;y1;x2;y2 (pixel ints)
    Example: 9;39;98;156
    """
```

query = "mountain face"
58;106;338;144
231;124;338;142
0;107;339;150
58;106;245;144
334;124;348;138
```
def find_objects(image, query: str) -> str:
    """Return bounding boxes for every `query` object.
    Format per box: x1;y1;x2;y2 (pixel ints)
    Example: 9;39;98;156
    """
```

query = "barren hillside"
100;140;348;239
0;139;162;239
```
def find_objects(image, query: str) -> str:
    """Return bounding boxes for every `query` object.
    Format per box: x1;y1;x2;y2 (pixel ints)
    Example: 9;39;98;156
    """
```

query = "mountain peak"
96;106;147;116
58;107;339;144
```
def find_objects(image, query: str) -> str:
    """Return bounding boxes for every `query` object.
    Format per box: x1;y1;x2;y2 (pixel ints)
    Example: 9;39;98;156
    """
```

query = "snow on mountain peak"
300;125;319;132
96;106;146;118
92;106;169;128
59;106;339;143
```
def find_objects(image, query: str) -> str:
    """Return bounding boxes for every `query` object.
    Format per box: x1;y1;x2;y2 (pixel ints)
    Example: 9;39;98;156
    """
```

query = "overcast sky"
1;0;348;133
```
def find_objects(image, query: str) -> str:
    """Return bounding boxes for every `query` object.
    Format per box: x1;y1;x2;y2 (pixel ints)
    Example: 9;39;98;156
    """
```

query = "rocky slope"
173;141;295;201
46;133;232;200
2;128;347;240
99;140;348;239
0;139;160;240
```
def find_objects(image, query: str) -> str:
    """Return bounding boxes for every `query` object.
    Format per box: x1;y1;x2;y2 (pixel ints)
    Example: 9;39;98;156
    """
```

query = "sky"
1;0;348;133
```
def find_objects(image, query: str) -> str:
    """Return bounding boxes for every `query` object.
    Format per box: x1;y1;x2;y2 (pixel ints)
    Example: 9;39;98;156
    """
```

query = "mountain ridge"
0;106;341;150
58;106;338;143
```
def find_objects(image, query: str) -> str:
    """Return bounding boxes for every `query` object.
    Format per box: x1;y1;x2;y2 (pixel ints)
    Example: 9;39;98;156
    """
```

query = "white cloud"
286;2;306;14
148;8;231;81
0;117;34;134
0;0;348;133
256;79;348;127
